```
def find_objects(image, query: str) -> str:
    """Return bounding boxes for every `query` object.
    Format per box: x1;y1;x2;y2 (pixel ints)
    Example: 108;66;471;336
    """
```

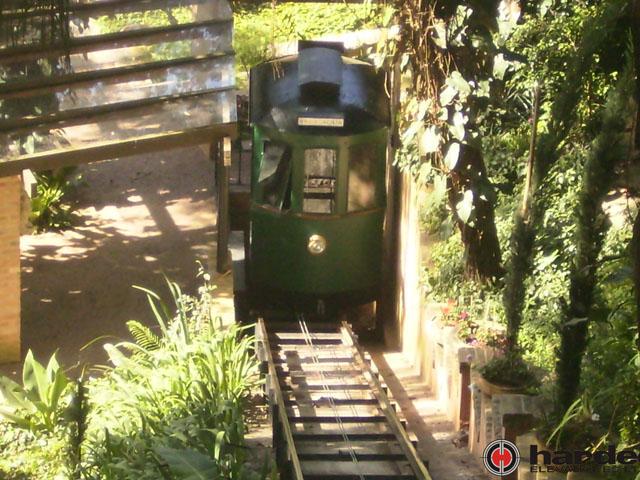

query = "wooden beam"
1;0;219;22
215;136;232;273
1;51;233;95
0;19;230;62
0;122;237;177
0;85;235;132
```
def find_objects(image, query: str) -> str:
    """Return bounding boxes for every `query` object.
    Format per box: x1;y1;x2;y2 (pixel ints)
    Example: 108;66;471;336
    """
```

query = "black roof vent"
298;43;344;104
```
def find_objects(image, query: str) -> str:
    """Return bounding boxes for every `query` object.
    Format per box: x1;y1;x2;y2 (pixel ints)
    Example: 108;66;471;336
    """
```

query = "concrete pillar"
0;175;21;363
395;171;423;359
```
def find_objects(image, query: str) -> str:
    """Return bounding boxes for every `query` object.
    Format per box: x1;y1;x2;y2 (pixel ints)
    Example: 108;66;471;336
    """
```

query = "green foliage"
94;8;192;34
0;350;69;432
479;351;540;391
419;175;452;238
415;0;640;446
233;3;387;89
85;274;262;479
0;423;67;479
125;320;161;352
92;8;193;62
0;272;265;479
544;394;607;451
555;62;635;410
30;168;77;233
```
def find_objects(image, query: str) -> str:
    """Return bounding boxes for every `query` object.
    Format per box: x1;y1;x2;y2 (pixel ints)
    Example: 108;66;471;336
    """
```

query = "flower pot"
477;374;527;396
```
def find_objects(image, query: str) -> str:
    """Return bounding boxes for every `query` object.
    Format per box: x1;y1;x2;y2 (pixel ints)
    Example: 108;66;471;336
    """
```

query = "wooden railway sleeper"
257;318;431;480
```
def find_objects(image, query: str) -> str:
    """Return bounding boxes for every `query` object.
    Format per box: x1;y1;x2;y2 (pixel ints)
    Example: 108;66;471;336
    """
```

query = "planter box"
469;377;541;477
419;301;544;478
420;302;495;431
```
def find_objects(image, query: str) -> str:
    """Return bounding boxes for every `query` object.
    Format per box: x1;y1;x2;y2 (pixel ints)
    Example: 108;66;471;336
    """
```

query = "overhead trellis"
0;0;237;176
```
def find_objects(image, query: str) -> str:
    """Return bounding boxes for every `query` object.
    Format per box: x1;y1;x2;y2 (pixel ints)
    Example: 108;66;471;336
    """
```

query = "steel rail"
340;321;432;480
256;319;305;480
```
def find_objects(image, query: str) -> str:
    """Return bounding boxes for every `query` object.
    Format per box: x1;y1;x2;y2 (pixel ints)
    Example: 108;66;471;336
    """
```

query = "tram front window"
303;148;336;214
259;141;292;210
348;143;377;212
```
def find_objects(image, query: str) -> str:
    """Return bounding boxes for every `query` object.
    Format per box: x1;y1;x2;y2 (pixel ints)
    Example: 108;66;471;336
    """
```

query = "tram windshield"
303;148;337;214
348;143;377;212
259;141;292;210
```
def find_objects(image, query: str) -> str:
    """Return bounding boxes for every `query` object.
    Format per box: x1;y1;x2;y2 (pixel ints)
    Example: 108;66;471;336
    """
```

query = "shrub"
85;274;263;479
479;351;540;391
30;168;77;232
0;350;69;432
0;271;266;479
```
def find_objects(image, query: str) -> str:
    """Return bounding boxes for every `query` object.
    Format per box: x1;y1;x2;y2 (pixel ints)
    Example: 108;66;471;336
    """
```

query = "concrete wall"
391;171;542;477
0;175;21;363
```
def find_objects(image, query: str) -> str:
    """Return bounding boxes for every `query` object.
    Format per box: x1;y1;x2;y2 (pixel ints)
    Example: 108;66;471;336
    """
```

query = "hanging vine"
374;0;518;282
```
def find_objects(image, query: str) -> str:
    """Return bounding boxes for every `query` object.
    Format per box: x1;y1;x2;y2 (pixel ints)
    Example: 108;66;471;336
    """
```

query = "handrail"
0;85;235;133
0;19;229;61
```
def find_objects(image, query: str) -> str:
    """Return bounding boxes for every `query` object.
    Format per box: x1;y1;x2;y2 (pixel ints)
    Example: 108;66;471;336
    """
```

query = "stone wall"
0;175;21;363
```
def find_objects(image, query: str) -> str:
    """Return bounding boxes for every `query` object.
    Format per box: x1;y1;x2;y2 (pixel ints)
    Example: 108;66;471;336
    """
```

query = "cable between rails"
296;314;365;480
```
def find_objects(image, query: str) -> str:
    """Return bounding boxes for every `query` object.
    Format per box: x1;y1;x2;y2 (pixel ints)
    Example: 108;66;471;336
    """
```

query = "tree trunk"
632;212;640;353
503;212;535;351
448;145;504;282
632;0;640;353
632;0;640;152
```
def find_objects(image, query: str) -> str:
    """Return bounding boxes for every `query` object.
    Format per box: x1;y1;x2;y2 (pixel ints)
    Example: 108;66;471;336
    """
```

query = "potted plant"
477;350;540;395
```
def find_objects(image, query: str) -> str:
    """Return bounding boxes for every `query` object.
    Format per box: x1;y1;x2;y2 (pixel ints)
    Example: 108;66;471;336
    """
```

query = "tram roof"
249;44;390;135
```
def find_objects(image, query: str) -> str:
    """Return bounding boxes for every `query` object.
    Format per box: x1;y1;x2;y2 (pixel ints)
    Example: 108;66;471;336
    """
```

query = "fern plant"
86;274;263;479
126;320;161;352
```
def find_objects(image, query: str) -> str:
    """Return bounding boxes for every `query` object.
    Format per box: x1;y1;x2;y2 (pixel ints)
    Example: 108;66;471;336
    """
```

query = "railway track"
255;317;432;480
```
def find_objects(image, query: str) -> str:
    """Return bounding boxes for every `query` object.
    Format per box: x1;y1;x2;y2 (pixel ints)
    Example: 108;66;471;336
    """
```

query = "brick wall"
0;175;21;363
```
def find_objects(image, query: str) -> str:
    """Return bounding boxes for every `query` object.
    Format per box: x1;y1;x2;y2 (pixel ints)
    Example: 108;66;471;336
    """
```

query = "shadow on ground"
3;145;217;376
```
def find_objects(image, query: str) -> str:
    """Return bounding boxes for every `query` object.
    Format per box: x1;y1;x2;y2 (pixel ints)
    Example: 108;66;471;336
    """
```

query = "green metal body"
249;125;388;299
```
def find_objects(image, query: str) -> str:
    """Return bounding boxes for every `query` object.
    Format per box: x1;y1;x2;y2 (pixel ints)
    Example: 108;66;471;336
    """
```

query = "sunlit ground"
371;350;490;480
8;145;218;375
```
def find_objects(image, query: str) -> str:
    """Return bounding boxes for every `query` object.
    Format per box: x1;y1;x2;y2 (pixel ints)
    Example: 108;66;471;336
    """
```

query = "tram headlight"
308;234;327;255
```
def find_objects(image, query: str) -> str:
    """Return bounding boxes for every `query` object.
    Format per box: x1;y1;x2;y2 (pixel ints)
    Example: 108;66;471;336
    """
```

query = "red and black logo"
483;439;520;477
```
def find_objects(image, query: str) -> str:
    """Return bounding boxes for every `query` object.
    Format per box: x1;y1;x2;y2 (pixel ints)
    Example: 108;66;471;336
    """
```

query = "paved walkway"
2;145;220;376
370;349;490;480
